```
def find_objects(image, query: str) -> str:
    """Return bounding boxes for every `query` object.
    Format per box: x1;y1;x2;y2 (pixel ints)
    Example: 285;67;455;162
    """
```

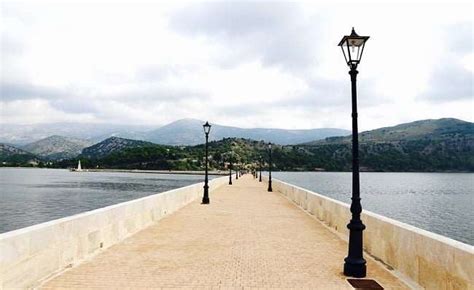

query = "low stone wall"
269;177;473;290
0;175;230;289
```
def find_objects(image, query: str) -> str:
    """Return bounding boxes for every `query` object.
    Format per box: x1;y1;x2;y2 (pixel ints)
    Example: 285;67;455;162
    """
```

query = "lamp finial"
350;27;359;37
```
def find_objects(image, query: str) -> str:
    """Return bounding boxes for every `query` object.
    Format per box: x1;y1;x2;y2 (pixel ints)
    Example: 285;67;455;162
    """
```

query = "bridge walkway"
42;175;408;289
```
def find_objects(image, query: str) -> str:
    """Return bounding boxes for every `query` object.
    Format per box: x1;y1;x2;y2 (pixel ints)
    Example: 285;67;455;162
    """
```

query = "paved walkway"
43;175;408;289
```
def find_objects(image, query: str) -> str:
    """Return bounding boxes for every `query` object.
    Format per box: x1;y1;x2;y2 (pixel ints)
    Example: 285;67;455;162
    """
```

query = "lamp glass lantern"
338;28;369;68
203;122;211;134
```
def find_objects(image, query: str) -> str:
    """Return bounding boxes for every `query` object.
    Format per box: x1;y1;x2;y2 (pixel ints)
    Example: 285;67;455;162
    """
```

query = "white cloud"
0;99;97;124
1;1;472;131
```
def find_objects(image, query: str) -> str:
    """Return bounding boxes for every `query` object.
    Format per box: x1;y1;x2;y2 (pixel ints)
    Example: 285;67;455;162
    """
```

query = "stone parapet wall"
0;175;230;289
269;177;473;290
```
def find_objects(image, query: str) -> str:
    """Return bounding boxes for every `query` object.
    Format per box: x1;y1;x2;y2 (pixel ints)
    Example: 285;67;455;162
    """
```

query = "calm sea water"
2;169;472;245
0;168;214;233
272;172;474;245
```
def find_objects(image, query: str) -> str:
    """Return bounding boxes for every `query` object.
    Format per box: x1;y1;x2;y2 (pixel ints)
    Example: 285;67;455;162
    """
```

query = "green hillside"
310;118;472;144
301;118;474;171
0;144;39;166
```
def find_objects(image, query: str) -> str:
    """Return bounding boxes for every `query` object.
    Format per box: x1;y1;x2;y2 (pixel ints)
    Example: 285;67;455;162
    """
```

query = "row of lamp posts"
201;125;274;200
228;151;239;185
200;27;369;278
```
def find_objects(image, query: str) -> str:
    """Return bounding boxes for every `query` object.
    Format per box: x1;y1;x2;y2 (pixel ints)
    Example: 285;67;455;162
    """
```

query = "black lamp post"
267;143;272;192
236;163;239;180
259;156;262;182
338;27;369;278
202;121;212;204
228;153;233;185
166;148;170;171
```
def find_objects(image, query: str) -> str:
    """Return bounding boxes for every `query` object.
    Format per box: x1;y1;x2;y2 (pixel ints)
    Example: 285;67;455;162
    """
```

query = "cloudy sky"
1;0;472;131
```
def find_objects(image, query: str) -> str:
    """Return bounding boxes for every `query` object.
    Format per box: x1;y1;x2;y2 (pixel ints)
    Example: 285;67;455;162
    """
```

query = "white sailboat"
71;160;83;172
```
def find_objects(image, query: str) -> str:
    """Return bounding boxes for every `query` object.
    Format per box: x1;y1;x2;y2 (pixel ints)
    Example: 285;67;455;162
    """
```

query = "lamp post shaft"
344;67;366;277
268;148;273;192
202;134;210;204
259;159;262;182
229;159;233;185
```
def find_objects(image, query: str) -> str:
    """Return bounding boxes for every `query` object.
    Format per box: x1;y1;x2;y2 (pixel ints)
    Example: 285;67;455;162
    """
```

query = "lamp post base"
343;258;366;278
202;185;209;204
344;220;366;277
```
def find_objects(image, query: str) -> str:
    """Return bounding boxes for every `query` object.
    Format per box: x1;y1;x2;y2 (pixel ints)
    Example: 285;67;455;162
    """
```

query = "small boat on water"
70;160;84;172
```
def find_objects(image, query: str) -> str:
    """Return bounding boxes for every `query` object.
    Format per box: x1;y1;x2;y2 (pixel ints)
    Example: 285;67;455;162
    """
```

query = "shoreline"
0;166;473;174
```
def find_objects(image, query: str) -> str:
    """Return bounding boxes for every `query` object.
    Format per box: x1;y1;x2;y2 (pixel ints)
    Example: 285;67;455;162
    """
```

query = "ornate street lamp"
267;143;273;192
259;156;262;182
236;163;239;180
338;27;369;278
202;121;212;204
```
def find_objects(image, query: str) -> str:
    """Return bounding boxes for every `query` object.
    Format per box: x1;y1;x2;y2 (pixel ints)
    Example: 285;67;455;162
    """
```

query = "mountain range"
0;118;350;146
307;118;473;144
1;118;473;172
301;118;474;171
81;137;154;159
50;118;473;172
21;135;94;160
141;119;351;145
0;144;38;165
0;123;152;145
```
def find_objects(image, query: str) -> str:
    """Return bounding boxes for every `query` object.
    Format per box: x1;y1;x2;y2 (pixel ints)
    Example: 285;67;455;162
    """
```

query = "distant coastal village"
1;118;473;172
